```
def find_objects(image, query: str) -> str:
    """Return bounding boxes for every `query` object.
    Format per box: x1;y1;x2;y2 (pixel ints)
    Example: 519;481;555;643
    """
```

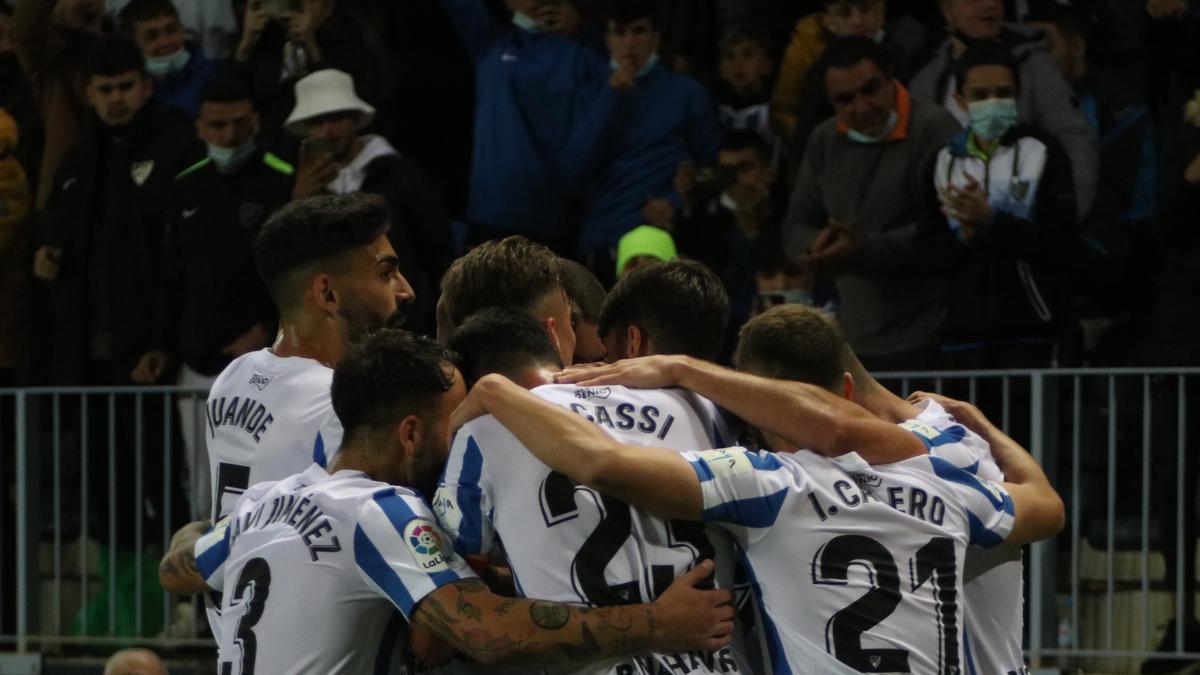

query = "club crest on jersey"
573;386;611;400
406;521;453;571
130;160;155;186
249;373;272;391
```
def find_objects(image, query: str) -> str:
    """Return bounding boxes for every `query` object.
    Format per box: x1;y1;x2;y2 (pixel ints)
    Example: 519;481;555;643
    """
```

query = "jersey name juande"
194;464;475;675
682;446;1015;675
902;399;1027;675
206;348;344;520
436;383;746;675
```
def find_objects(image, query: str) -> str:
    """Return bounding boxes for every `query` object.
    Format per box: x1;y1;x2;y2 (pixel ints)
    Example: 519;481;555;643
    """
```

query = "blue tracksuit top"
152;46;219;117
441;0;610;239
568;61;720;254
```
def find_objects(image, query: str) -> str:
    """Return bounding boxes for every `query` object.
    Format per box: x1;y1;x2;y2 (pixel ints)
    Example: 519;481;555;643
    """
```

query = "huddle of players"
159;192;1064;674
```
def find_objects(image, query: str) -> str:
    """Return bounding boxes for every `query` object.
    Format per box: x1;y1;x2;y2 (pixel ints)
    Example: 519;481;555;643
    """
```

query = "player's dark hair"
821;35;894;79
440;236;565;326
253;193;391;313
719;129;771;164
736;305;847;391
85;37;147;79
954;41;1022;95
599;259;728;361
199;76;254;106
119;0;179;32
447;307;563;388
560;258;607;326
605;0;662;29
332;329;457;441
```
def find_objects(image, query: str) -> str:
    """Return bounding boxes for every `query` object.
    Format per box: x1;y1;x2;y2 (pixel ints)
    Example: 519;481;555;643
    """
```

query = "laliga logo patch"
130;160;155;186
405;520;453;571
573;386;611;400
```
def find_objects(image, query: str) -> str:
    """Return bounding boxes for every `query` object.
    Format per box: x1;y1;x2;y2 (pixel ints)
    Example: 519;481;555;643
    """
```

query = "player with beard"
160;193;413;634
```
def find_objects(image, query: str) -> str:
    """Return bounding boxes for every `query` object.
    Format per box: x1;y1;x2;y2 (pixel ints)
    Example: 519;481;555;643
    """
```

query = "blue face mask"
609;51;659;78
511;11;546;33
145;47;190;77
967;98;1019;141
845;109;898;144
207;138;256;171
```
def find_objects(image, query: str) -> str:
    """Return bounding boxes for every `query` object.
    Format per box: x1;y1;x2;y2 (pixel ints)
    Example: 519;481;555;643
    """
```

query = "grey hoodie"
908;23;1099;221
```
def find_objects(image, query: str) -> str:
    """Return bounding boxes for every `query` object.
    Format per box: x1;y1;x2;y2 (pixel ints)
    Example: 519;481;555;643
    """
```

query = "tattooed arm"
410;560;734;665
158;519;211;595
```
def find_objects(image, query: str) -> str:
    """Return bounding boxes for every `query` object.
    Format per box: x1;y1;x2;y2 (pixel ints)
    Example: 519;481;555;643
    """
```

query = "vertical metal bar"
1177;376;1187;651
108;392;117;637
80;395;89;636
1002;376;1011;433
135;392;144;636
1071;376;1081;650
968;376;977;404
15;391;27;653
901;377;910;398
1029;372;1045;667
163;393;172;629
1141;376;1152;650
193;392;203;521
53;395;63;633
934;376;943;394
1106;375;1117;650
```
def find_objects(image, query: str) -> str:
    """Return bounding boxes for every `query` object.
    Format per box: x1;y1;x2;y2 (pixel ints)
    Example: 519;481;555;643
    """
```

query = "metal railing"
3;369;1199;673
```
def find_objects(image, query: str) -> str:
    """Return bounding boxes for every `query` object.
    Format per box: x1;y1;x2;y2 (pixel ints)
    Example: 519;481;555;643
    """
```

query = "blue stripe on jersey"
702;488;788;528
964;624;978;675
690;457;716;483
967;511;1005;548
738;548;793;675
313;432;327;468
454;437;486;555
354;524;417;616
195;525;231;580
929;455;1014;514
908;424;968;450
963;460;980;475
374;611;404;675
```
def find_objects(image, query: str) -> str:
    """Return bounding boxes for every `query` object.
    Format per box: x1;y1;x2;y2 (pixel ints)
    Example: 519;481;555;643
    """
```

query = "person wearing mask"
119;0;219;116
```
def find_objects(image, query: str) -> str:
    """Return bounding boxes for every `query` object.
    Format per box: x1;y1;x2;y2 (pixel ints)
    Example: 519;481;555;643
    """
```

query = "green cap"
616;225;677;276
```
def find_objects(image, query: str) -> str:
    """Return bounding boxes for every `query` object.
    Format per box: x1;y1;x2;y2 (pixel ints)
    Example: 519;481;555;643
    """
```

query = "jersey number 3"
220;557;272;675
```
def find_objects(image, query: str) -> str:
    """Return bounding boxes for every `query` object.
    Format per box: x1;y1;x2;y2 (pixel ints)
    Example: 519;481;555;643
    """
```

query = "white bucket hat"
284;68;375;135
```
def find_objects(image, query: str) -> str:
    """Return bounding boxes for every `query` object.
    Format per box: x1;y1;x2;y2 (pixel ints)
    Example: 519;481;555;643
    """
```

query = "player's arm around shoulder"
158;519;215;595
455;374;704;521
410;560;734;666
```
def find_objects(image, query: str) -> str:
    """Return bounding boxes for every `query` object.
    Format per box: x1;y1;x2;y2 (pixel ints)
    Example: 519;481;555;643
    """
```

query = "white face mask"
608;51;659;78
845;109;898;144
145;47;190;77
207;137;256;171
511;11;546;33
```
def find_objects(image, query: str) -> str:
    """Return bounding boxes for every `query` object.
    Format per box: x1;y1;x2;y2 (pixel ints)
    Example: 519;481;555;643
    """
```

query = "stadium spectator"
287;68;453;335
119;0;219;116
154;77;293;518
614;224;676;278
439;235;577;366
750;234;822;317
675;129;781;335
0;1;41;186
908;0;1099;220
571;0;719;282
440;0;612;255
713;29;782;165
228;0;384;153
598;258;728;362
934;43;1078;369
107;0;238;60
782;37;959;372
559;258;609;363
1029;5;1159;356
769;0;926;147
103;648;167;675
13;0;107;209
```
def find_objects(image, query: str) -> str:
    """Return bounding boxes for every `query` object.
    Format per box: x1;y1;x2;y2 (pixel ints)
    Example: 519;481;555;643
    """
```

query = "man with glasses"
781;36;961;372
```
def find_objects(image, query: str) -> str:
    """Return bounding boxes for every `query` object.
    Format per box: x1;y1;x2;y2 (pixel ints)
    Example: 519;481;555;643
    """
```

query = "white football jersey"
436;384;747;675
683;446;1016;674
194;464;476;675
904;399;1026;675
205;348;344;520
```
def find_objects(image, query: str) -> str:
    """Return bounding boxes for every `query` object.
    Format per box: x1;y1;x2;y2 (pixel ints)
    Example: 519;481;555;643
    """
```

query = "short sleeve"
353;488;477;619
434;430;497;557
681;447;800;545
928;456;1015;548
194;517;233;592
902;416;1005;483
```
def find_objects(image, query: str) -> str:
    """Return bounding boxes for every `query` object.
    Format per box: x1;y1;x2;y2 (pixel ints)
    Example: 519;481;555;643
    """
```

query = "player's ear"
626;325;643;359
543;316;564;362
842;372;855;401
310;273;338;313
396;414;421;458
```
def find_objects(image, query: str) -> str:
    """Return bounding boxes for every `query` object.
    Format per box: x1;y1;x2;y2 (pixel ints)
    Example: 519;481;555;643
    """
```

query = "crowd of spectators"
0;0;1199;394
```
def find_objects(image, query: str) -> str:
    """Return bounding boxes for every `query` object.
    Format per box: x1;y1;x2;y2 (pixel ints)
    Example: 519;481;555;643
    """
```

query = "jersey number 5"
220;557;272;675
